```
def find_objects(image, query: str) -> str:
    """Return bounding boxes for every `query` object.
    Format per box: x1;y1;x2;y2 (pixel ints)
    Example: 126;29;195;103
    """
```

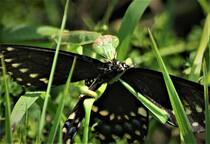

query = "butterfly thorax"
104;60;129;72
85;60;129;87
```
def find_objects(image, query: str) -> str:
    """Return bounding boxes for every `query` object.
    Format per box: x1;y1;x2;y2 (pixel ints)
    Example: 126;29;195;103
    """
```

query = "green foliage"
189;14;210;81
0;0;210;144
117;0;150;60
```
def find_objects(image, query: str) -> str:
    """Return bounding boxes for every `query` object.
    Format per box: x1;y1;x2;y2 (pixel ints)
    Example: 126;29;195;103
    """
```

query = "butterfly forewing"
0;44;105;89
122;68;209;132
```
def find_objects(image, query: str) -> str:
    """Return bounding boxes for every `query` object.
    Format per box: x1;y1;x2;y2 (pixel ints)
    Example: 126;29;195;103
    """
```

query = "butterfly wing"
121;68;209;132
91;81;149;143
0;44;105;89
63;81;149;144
63;95;93;144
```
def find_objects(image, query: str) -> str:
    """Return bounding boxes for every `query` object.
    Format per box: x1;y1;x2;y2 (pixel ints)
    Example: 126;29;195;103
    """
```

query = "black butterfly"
0;44;208;143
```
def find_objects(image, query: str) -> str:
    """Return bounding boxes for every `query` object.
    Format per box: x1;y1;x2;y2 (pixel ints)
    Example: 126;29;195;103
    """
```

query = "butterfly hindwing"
63;81;149;144
63;96;94;144
122;68;209;132
91;81;149;143
0;44;104;89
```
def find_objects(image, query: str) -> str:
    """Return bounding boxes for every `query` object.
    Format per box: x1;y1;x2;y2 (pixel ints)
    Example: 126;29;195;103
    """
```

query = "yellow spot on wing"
135;130;141;136
4;59;13;62
117;115;122;120
62;127;67;134
30;73;39;78
130;111;136;116
20;68;29;73
186;108;192;115
12;63;21;68
112;134;118;139
16;78;23;82
7;72;13;75
124;133;131;139
138;107;147;117
110;113;115;120
195;105;202;113
7;47;15;51
68;112;76;119
124;114;129;120
66;139;71;144
192;122;199;127
27;83;31;86
39;78;48;84
99;110;109;116
75;118;80;123
99;134;106;140
143;124;147;129
92;105;98;112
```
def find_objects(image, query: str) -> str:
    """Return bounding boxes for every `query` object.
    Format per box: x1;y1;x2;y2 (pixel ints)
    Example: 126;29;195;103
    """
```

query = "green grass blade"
48;57;77;143
83;98;95;144
198;0;210;14
23;104;28;144
117;0;150;60
1;55;13;143
37;0;70;142
58;122;63;144
120;79;169;124
203;61;210;143
11;92;42;127
82;83;107;144
101;0;118;24
190;14;210;81
148;28;196;144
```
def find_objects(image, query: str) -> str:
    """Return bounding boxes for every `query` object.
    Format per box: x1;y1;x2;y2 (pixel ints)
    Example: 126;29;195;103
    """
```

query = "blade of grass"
23;104;28;144
58;122;63;144
11;92;42;127
82;83;107;144
148;28;196;144
101;0;118;24
203;60;210;143
37;0;70;142
48;57;77;143
208;41;210;72
83;98;95;144
1;55;13;143
117;0;150;60
198;0;210;14
189;14;210;81
120;79;170;124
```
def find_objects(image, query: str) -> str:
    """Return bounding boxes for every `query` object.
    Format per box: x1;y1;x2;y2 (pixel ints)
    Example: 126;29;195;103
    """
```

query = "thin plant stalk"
203;61;210;143
1;55;13;143
37;0;70;142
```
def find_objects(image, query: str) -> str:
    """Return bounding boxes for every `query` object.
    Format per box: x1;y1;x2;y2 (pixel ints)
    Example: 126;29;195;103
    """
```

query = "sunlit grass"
148;28;196;144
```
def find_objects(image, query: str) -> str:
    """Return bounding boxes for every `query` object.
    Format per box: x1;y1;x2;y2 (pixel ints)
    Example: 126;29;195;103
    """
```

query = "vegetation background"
0;0;210;143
